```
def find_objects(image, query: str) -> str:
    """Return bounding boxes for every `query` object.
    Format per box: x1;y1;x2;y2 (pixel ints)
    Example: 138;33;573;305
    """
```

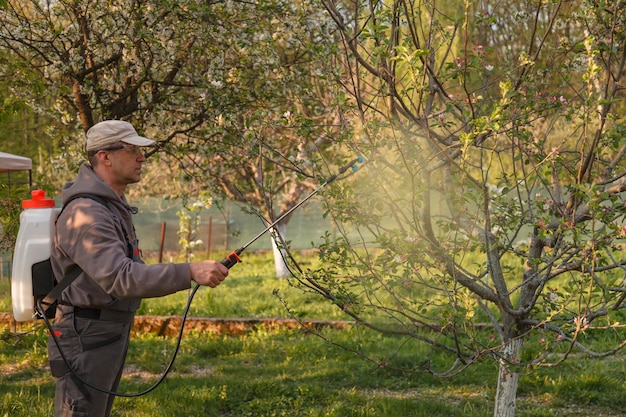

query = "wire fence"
135;197;334;253
0;197;337;277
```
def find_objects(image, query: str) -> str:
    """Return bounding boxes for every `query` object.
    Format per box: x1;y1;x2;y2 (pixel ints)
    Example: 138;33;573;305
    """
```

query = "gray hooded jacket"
50;164;191;312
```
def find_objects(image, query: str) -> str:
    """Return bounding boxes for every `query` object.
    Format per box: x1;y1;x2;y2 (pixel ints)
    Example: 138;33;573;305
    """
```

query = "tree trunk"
270;223;290;278
493;337;522;417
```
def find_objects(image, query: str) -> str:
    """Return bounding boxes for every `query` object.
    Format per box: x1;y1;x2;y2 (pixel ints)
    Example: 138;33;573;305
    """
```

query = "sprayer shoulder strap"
60;193;111;216
41;194;112;308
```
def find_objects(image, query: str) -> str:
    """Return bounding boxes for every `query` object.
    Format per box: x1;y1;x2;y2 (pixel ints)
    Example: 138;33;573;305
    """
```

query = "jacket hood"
61;164;135;212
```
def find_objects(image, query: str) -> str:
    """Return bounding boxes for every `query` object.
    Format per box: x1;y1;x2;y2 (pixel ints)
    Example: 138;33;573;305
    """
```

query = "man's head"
86;120;156;154
86;120;156;194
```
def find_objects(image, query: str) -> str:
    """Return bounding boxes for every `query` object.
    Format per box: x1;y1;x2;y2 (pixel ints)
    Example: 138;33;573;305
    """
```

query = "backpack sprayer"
17;155;365;398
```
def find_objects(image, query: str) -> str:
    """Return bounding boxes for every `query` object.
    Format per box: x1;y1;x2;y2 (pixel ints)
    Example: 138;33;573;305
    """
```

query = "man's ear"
97;151;113;166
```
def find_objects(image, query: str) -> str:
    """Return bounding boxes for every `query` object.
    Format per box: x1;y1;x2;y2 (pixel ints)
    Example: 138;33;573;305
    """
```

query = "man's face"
105;142;147;185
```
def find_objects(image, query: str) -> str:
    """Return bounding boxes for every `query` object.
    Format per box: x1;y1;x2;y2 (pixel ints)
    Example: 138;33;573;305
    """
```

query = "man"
47;120;229;417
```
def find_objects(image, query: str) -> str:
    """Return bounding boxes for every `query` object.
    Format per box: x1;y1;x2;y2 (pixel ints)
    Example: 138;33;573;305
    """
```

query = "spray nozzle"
352;155;365;172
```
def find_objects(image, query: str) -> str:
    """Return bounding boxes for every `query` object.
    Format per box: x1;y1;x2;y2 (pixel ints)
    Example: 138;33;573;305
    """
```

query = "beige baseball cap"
86;120;156;152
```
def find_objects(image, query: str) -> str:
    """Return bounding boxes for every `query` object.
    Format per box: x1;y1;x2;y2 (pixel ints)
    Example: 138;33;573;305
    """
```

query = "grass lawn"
1;253;626;416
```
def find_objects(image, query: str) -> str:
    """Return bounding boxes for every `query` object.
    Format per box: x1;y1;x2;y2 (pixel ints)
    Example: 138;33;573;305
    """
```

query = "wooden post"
206;216;212;258
158;221;166;263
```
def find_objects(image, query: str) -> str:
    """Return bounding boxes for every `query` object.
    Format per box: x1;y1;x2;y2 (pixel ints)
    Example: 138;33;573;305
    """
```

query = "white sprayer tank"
11;190;59;322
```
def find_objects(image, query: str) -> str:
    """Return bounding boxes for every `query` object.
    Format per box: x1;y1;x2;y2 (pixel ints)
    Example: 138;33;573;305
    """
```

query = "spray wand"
220;155;364;269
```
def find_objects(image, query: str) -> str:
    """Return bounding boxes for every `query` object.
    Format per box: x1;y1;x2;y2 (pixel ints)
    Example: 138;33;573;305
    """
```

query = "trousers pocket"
74;317;126;352
82;334;122;351
49;359;70;378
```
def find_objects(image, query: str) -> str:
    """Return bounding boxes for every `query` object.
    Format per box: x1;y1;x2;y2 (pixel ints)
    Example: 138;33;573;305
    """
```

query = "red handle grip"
220;250;242;269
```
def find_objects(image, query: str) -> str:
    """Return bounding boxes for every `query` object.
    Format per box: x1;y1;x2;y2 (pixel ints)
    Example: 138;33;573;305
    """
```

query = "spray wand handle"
220;248;243;269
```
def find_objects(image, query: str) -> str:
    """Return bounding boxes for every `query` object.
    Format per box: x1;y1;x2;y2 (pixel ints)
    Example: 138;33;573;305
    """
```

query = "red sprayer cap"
22;190;56;209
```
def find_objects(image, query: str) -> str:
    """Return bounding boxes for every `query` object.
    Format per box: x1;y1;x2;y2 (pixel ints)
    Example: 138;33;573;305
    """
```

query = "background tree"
0;0;348;276
279;0;626;416
0;47;59;252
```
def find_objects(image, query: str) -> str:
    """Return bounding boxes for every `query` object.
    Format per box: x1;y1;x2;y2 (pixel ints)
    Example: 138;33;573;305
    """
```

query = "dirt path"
0;312;351;336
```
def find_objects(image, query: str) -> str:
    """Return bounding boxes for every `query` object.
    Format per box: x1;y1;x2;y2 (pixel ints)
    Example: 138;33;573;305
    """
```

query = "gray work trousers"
48;304;135;417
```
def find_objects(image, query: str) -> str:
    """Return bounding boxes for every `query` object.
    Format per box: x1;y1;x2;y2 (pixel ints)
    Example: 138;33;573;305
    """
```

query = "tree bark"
270;223;290;278
493;337;522;417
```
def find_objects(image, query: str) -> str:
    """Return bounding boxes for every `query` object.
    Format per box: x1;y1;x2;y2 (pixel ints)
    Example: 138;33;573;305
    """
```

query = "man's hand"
190;260;229;288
